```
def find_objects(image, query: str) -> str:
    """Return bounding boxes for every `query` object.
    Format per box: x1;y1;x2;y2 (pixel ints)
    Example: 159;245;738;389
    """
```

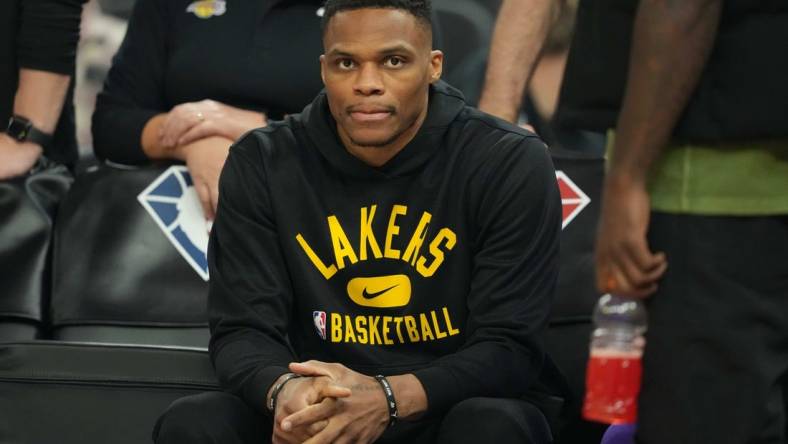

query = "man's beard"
348;130;403;149
346;111;420;149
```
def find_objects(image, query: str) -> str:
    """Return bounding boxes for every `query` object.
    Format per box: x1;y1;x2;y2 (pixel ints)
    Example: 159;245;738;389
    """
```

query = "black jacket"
92;0;325;164
208;81;564;416
556;0;788;143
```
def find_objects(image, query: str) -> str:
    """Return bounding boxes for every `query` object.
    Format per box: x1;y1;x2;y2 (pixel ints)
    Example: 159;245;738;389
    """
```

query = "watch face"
7;117;32;141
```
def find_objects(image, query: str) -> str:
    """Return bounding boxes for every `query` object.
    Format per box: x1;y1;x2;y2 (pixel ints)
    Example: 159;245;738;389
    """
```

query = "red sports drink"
583;348;642;424
582;294;647;425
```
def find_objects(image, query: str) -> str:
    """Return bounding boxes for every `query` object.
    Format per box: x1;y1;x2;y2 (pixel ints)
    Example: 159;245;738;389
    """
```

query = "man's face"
320;8;443;149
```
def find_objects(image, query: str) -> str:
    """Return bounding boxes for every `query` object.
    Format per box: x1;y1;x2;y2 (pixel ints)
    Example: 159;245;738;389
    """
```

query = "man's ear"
429;50;443;84
319;54;327;86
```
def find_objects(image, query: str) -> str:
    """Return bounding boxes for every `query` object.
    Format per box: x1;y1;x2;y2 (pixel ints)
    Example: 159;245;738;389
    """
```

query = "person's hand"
159;99;266;148
0;133;43;180
282;361;390;444
595;174;668;299
272;375;351;444
178;136;233;220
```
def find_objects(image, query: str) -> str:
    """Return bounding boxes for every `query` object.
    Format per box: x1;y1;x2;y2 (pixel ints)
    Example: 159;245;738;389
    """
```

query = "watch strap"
24;124;53;148
374;375;398;427
7;115;54;148
267;373;302;414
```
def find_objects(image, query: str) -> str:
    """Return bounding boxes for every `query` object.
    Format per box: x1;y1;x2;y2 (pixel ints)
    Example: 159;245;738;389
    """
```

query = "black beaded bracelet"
374;375;398;427
268;373;302;414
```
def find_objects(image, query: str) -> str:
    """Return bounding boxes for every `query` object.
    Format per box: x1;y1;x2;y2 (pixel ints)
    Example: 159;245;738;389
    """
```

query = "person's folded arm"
0;69;73;179
0;0;88;179
409;136;562;416
91;0;169;165
15;0;87;131
208;132;297;414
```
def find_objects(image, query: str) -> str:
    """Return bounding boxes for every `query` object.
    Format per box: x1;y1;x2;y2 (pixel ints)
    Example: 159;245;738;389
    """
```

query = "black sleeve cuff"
17;0;87;74
92;106;160;164
410;366;462;417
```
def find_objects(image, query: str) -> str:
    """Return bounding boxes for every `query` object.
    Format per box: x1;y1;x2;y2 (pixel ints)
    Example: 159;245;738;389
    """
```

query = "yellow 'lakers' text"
296;205;457;280
329;307;460;345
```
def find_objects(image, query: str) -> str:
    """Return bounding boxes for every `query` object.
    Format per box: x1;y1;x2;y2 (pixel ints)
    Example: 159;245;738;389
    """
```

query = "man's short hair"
321;0;432;33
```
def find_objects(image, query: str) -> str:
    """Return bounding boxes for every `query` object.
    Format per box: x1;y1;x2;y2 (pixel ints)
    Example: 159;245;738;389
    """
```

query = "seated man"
154;0;563;442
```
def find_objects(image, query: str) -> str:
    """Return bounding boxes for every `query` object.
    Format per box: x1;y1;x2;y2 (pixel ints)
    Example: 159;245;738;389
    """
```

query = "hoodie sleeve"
17;0;87;74
208;132;295;414
91;0;169;165
412;136;561;415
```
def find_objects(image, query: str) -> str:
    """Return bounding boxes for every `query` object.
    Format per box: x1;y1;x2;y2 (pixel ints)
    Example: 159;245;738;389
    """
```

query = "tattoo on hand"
349;384;379;392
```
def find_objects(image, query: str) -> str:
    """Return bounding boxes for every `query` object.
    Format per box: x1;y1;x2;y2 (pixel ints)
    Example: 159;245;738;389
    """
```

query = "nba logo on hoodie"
313;311;327;340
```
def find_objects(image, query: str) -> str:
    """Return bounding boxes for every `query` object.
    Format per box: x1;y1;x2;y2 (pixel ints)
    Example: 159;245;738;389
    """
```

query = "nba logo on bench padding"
138;166;210;281
556;171;591;230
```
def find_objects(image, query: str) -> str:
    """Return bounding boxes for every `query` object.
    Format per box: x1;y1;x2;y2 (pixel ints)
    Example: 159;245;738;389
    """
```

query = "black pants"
637;214;788;444
153;391;552;444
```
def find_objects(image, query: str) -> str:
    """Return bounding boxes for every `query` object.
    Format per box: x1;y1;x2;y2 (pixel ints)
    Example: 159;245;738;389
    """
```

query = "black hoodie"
208;81;562;417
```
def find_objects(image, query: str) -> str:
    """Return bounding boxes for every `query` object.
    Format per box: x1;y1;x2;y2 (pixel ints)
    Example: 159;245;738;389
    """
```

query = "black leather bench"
0;341;218;444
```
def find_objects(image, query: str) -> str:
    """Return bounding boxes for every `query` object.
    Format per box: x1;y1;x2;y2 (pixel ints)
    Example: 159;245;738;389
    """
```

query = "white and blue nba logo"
313;311;327;340
137;166;211;281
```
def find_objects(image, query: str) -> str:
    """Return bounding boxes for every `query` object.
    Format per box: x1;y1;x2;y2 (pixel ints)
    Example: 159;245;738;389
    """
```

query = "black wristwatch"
6;115;53;148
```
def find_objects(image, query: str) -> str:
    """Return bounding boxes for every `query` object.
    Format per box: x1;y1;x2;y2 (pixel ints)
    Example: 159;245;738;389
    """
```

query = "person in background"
0;0;88;178
483;0;788;441
594;1;788;443
515;0;577;150
92;0;326;220
478;0;607;155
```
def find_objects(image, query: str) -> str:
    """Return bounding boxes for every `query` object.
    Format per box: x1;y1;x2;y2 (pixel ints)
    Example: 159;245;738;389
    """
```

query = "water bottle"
582;293;647;424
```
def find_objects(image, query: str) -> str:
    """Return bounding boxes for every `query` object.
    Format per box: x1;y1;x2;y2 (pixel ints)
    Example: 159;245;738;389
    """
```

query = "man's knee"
438;397;552;444
153;391;268;444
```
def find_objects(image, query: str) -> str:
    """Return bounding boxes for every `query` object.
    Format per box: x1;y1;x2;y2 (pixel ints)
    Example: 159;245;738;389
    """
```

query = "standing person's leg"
436;397;553;443
638;214;788;444
153;391;272;444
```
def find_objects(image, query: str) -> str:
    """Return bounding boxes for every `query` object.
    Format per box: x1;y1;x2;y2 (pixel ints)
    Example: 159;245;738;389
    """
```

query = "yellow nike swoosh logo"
347;275;411;308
